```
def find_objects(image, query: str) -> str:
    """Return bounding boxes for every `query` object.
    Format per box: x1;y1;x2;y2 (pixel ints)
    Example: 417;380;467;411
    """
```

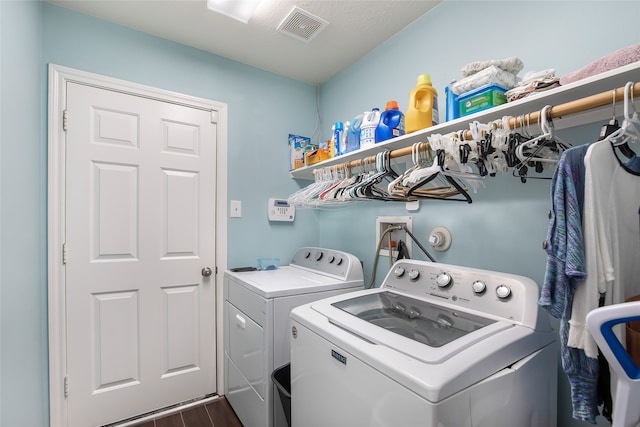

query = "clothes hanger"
388;142;429;197
435;132;485;193
400;134;472;202
348;151;400;201
515;106;570;164
609;82;640;152
597;89;623;142
357;152;391;200
511;106;572;182
389;140;455;200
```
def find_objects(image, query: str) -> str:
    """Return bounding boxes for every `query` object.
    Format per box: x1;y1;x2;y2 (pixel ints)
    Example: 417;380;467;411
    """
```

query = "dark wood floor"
131;397;242;427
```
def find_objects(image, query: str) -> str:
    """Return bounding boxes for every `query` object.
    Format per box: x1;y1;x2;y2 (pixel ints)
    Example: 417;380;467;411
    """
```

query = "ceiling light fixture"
206;0;262;24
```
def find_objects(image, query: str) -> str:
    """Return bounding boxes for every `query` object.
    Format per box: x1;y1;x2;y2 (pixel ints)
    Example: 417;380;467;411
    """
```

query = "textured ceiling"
46;0;442;84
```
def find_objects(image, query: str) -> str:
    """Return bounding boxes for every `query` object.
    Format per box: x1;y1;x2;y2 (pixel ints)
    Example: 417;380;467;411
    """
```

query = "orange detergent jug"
405;74;439;133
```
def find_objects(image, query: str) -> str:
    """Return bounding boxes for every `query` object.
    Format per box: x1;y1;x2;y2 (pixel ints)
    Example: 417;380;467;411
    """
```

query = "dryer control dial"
394;267;406;278
408;269;420;281
436;272;452;288
472;280;486;294
328;255;336;264
315;251;323;261
496;284;512;299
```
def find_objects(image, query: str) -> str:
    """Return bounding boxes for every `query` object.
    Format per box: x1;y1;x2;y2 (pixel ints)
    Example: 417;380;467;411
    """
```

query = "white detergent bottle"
360;108;381;148
341;120;350;155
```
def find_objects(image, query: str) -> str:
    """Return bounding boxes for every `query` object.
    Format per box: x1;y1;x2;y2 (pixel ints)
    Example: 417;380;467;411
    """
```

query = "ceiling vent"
276;6;328;43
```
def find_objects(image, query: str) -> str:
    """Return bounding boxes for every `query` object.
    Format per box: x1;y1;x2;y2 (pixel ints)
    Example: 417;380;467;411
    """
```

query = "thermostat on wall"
268;198;295;222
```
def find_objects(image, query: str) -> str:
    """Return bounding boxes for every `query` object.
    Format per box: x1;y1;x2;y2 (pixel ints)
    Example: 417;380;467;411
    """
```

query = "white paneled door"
64;82;217;426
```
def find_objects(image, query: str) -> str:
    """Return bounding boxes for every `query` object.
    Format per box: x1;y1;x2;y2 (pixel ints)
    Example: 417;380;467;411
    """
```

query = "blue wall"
317;2;640;427
1;1;48;426
0;0;638;425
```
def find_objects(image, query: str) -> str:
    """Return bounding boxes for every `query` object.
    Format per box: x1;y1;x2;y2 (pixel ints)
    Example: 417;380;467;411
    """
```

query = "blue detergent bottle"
375;100;405;143
346;113;363;153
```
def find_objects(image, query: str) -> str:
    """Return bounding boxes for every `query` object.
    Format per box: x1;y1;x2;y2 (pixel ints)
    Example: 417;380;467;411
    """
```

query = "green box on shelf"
458;84;507;117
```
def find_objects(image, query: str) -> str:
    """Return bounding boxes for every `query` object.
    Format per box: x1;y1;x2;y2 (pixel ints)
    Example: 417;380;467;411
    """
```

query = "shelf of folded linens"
290;61;640;181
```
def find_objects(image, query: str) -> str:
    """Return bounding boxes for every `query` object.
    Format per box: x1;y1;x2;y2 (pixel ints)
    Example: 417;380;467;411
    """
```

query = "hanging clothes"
557;133;640;424
568;141;640;354
540;144;602;423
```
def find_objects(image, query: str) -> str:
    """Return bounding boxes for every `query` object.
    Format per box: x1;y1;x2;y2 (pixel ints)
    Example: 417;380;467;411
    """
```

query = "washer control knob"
408;269;420;281
496;285;512;299
436;272;452;288
394;267;406;278
472;280;486;294
304;251;311;259
315;251;323;261
328;255;336;264
336;257;344;266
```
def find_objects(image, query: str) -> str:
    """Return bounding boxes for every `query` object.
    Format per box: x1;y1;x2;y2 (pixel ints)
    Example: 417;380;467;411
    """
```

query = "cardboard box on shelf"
289;134;312;170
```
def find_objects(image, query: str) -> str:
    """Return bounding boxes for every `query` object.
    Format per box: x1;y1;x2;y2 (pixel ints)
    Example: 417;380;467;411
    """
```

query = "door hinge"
64;376;69;398
62;242;68;265
63;109;68;131
210;110;218;124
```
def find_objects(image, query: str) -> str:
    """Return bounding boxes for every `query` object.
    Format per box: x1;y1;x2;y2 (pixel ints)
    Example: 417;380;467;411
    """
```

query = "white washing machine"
290;259;557;427
224;247;364;427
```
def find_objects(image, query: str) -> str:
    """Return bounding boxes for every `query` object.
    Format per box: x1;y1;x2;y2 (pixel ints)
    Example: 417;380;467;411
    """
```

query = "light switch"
230;200;242;218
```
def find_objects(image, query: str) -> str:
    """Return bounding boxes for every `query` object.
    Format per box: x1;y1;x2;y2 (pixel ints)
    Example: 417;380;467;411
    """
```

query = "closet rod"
330;80;640;172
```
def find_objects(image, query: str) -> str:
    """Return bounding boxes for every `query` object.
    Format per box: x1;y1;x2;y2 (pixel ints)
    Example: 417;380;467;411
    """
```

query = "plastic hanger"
388;143;429;197
609;82;640;153
511;106;572;182
515;105;570;164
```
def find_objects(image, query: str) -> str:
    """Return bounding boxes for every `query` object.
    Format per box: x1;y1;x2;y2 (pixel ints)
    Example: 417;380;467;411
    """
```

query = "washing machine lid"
226;266;363;299
312;289;516;364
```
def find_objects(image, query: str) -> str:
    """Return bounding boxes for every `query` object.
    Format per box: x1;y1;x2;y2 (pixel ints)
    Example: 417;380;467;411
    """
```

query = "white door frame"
47;64;228;427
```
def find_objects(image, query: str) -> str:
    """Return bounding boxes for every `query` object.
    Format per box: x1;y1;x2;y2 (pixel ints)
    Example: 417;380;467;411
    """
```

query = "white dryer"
290;259;557;427
224;247;363;427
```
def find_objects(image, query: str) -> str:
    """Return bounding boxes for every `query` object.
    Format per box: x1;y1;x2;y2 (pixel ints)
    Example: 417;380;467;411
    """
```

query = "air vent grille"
277;6;328;43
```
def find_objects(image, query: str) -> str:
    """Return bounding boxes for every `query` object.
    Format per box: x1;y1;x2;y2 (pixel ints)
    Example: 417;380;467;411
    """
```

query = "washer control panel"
382;260;540;327
290;247;363;282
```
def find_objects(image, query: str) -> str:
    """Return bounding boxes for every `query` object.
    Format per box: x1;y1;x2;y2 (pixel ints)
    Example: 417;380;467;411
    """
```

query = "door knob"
201;267;213;277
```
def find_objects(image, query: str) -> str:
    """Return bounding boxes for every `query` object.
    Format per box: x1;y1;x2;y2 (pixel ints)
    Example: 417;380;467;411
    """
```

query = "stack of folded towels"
450;56;524;96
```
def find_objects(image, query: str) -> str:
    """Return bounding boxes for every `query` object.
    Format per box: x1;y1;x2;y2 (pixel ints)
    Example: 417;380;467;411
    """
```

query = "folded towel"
560;44;640;85
451;65;519;95
461;56;524;77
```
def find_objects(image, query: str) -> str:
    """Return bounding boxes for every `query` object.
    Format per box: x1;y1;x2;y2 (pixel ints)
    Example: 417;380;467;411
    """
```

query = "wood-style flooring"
130;397;242;427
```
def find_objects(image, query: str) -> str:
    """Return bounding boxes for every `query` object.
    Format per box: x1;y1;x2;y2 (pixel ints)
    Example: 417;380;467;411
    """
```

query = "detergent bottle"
405;74;439;133
360;108;381;148
375;100;405;143
332;121;344;156
346;113;363;153
342;120;351;154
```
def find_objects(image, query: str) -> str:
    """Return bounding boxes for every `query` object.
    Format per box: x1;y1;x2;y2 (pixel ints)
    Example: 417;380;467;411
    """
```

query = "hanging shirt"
540;144;600;423
569;142;640;358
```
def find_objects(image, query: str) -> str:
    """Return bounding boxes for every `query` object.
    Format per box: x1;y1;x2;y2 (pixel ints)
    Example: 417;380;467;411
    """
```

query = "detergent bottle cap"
417;73;432;86
335;121;343;131
385;100;399;110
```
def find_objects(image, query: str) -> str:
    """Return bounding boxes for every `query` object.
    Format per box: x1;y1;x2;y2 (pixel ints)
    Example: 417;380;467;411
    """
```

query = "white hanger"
515;105;569;164
610;81;640;147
